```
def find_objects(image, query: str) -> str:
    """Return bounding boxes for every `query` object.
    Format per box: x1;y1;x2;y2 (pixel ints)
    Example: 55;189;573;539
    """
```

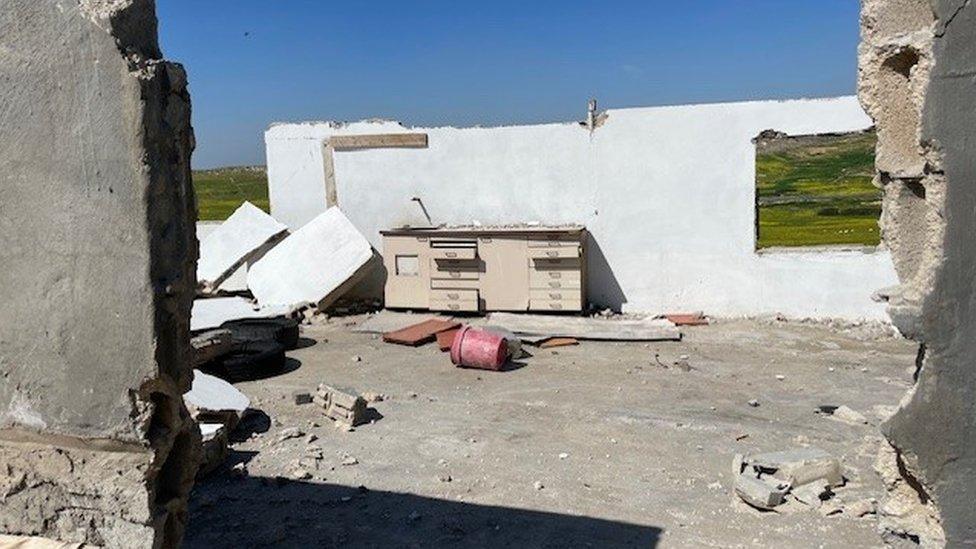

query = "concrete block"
197;202;288;292
734;473;790;510
748;448;844;488
191;297;295;332
248;207;373;309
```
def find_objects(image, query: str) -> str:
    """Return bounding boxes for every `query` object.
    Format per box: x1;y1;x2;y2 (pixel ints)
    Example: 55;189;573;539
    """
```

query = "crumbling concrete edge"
0;2;200;546
859;0;976;546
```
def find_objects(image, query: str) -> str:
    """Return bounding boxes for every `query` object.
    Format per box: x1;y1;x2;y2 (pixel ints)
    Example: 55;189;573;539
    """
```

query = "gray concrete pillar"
0;1;199;546
859;0;976;545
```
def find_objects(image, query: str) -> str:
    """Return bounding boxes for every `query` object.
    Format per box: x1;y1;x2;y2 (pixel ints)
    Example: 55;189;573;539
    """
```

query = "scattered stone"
341;455;359;466
558;452;570;460
274;427;305;444
290;469;312;481
775;375;785;381
292;391;313;405
748;399;760;407
362;391;385;403
831;405;869;425
734;473;790;510
845;498;877;518
791;481;830;509
534;481;545;491
229;463;247;478
351;355;362;363
438;474;453;483
408;511;422;522
747;448;844;488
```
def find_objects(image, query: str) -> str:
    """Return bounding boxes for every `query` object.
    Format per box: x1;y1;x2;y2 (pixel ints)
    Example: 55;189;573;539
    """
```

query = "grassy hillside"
756;131;880;248
193;167;269;220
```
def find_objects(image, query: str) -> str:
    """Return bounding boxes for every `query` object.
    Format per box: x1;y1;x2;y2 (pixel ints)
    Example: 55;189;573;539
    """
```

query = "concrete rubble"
0;1;198;546
247;207;374;309
859;0;976;545
191;297;296;332
315;385;369;429
734;448;845;513
197;201;289;293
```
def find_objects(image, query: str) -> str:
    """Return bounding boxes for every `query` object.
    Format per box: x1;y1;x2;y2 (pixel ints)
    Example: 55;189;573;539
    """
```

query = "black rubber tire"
204;340;287;383
221;317;300;350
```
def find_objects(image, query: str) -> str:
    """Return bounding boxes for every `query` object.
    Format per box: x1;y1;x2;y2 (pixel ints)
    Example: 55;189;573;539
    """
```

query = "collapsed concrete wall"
266;98;898;320
0;1;198;546
859;0;976;545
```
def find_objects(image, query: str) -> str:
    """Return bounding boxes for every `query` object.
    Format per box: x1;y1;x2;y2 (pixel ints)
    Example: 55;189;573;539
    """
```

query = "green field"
193;167;269;220
756;131;880;248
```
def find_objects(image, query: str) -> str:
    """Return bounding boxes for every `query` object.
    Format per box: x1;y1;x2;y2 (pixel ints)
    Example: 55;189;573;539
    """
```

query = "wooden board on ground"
539;337;580;349
353;311;453;334
664;312;709;326
437;328;460;351
487;313;681;342
383;319;462;346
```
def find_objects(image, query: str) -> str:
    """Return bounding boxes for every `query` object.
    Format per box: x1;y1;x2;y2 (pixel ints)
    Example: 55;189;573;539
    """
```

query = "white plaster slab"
248;207;373;308
185;370;250;415
197;202;288;291
190;297;294;332
352;310;452;334
487;313;681;341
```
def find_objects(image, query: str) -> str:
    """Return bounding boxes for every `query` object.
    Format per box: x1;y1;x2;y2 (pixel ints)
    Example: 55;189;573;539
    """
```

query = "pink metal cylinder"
450;326;509;371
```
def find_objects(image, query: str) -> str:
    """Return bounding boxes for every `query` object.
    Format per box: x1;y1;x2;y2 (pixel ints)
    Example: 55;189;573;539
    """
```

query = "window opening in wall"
754;129;880;249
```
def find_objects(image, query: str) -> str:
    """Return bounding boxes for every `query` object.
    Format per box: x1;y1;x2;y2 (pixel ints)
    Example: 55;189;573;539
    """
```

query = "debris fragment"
733;447;846;513
663;312;709;326
487;312;681;341
734;473;790;510
829;405;869;425
197;201;288;293
437;327;461;351
315;384;368;428
184;370;251;432
247;207;374;309
539;337;580;349
191;329;235;366
292;391;313;405
383;318;462;347
748;399;761;407
341;455;359;466
533;481;545;491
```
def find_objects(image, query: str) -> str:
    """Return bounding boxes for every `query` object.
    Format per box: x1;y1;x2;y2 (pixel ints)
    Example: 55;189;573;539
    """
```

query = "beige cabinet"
381;227;587;313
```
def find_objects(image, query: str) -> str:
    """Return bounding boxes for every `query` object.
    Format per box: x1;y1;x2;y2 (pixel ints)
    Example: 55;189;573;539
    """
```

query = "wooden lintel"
329;133;429;151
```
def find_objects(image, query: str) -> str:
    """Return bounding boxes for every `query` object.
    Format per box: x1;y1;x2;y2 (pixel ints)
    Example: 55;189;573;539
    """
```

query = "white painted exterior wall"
264;96;897;320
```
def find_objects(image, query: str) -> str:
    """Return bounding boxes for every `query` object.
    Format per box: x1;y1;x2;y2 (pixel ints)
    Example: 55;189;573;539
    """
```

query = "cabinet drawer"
532;257;581;270
431;278;480;290
431;258;481;280
527;235;580;248
529;299;583;312
431;289;478;303
528;246;580;259
430;300;480;313
530;268;582;284
430;247;477;260
530;289;582;301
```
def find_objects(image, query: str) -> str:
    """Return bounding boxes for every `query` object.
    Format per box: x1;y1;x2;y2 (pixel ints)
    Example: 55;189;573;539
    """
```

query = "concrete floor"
184;316;915;548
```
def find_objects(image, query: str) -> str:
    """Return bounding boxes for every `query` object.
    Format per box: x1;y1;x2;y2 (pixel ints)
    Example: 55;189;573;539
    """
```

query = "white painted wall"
264;96;898;320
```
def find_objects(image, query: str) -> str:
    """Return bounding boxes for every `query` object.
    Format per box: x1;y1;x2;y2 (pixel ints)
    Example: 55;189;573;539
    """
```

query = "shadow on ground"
185;460;662;548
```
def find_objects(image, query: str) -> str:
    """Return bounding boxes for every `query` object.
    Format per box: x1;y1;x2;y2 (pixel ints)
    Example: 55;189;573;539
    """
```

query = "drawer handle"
447;293;459;300
549;293;562;299
448;304;460;311
548;282;562;288
450;272;461;278
550;303;563;310
546;251;559;257
550;272;562;279
445;252;458;258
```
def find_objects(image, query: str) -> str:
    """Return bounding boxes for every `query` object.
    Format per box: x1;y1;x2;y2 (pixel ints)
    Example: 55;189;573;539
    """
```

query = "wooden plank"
383;318;462;346
487;313;681;342
329;133;428;150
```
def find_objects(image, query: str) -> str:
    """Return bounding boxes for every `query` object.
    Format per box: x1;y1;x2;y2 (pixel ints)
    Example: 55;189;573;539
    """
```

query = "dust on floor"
184;317;915;548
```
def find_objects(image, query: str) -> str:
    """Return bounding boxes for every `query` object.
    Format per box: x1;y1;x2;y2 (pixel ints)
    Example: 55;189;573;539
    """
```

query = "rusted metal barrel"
450;326;509;371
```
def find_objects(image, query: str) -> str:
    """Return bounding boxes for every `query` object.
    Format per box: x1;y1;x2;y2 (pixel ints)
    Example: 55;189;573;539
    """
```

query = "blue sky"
157;1;862;169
